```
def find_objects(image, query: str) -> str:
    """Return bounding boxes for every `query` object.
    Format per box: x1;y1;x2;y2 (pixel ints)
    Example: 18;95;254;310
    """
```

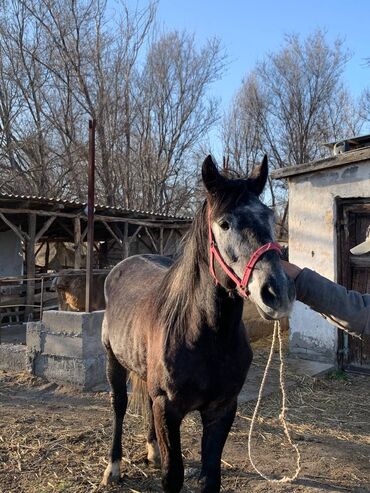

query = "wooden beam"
163;229;174;254
144;227;159;253
0;212;28;242
0;207;191;229
25;213;36;319
102;220;123;246
81;225;88;241
45;240;50;271
74;217;82;269
128;225;143;245
0;207;78;219
58;220;74;239
35;240;45;256
35;216;56;243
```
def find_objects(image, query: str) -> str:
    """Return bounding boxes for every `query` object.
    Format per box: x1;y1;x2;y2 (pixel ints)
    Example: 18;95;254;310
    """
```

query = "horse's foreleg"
146;396;160;467
199;399;237;493
152;396;183;493
101;349;128;485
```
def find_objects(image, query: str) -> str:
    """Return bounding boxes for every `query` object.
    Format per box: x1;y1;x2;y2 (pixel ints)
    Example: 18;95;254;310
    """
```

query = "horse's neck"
174;244;243;337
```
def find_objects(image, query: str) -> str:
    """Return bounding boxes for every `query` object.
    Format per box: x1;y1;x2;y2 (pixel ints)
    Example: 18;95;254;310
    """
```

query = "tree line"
0;1;369;221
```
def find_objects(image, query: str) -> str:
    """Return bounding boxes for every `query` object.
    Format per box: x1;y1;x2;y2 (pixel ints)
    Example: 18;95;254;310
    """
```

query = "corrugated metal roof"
0;193;193;222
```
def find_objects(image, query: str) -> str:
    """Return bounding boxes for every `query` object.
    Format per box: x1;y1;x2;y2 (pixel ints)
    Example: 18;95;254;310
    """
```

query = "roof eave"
271;147;370;180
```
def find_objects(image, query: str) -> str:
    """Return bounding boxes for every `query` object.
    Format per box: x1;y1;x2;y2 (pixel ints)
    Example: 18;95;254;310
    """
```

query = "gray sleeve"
295;268;370;336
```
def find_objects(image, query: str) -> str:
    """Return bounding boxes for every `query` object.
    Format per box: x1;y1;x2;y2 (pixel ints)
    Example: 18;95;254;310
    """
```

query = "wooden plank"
0;212;28;242
35;216;56;243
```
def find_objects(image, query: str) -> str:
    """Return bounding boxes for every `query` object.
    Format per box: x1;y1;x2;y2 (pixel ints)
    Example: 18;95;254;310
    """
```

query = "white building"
272;137;370;371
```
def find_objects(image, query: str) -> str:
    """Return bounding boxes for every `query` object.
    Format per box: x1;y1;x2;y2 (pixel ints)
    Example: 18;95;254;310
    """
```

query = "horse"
51;269;107;311
101;155;295;492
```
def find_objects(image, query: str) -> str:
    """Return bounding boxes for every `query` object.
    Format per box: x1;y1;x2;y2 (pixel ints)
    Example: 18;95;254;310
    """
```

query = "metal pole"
86;119;96;312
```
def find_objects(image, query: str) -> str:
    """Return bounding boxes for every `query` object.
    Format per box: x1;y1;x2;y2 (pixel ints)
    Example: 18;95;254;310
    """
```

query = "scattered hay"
1;335;369;493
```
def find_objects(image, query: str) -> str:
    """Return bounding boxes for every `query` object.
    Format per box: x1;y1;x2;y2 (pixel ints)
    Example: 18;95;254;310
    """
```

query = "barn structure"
0;194;191;329
272;135;370;373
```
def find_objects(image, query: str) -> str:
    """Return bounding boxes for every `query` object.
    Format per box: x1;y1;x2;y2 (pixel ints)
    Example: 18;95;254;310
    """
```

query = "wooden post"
86;119;96;312
159;227;164;255
123;222;129;259
74;217;82;269
45;241;50;271
25;213;36;319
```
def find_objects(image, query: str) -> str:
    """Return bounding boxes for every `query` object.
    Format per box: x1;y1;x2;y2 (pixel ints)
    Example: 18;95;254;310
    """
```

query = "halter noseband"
208;208;281;297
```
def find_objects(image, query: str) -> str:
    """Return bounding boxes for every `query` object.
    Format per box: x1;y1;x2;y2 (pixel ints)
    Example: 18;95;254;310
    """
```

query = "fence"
0;270;109;343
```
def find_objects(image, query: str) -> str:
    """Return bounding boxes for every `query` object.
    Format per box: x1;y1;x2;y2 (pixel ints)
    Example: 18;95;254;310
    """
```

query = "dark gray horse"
101;155;295;492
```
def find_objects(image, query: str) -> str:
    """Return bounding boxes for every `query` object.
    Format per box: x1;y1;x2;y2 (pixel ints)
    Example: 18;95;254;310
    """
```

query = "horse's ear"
202;155;226;195
247;154;268;196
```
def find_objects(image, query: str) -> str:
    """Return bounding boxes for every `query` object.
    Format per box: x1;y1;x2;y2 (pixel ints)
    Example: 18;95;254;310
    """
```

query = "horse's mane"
155;201;211;341
155;182;251;343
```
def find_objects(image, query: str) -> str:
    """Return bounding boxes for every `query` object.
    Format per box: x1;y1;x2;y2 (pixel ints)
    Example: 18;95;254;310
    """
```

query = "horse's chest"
167;336;252;408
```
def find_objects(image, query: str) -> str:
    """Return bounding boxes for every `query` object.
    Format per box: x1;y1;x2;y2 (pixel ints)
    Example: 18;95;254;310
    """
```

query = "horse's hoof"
146;440;161;468
101;461;121;485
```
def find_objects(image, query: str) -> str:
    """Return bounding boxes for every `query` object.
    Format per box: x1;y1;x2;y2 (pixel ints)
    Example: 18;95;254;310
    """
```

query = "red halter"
208;208;282;297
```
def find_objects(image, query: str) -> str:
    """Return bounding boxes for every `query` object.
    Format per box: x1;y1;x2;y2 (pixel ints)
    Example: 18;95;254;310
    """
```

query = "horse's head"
202;155;295;320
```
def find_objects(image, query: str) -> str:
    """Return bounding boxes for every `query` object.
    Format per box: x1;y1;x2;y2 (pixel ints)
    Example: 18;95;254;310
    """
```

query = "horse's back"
105;254;173;300
102;255;173;363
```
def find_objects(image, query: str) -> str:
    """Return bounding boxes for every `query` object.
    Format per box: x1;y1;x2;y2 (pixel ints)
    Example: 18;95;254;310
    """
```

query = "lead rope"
247;320;301;483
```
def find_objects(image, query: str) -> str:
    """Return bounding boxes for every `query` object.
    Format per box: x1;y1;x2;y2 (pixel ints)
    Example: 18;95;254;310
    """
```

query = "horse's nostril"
261;282;278;307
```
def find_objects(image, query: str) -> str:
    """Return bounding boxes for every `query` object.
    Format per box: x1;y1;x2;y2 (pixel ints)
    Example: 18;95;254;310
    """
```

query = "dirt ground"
1;337;370;493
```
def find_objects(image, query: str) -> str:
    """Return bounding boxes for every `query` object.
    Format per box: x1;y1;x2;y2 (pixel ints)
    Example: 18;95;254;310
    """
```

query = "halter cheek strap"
208;208;282;297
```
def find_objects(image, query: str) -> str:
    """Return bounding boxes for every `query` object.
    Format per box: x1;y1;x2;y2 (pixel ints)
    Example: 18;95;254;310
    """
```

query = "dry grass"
0;336;369;492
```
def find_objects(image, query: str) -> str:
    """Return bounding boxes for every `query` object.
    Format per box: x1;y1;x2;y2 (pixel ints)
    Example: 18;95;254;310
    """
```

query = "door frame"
336;196;370;372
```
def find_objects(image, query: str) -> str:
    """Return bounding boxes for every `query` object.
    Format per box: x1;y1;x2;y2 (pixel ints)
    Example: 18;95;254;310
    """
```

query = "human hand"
281;260;302;280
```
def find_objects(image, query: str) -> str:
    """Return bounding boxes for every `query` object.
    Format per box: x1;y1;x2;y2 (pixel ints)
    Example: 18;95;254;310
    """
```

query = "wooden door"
337;199;370;371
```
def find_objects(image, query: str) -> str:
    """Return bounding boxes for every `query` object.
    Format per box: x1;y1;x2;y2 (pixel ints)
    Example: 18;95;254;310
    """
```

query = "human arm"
281;260;370;336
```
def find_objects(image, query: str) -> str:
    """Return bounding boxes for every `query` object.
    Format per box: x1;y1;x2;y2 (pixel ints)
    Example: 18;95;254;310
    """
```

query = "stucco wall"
288;161;370;363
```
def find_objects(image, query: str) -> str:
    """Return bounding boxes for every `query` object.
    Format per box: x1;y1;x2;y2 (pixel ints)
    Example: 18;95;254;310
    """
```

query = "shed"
0;194;191;326
272;143;370;372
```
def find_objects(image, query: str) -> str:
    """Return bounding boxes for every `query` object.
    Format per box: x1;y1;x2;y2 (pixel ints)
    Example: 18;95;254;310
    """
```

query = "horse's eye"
219;220;230;231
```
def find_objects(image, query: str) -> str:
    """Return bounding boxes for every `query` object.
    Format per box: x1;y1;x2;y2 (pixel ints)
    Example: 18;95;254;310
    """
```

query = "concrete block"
43;333;83;359
34;354;86;388
26;322;44;352
42;310;90;335
82;311;105;359
84;354;107;389
32;353;107;390
0;344;27;371
28;310;107;390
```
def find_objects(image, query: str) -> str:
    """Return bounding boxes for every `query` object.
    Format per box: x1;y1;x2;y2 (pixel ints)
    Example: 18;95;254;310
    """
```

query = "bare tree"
131;31;225;214
0;1;224;215
222;30;363;234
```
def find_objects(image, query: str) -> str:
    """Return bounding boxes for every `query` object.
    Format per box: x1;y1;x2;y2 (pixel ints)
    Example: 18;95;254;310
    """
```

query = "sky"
117;0;370;156
154;0;370;112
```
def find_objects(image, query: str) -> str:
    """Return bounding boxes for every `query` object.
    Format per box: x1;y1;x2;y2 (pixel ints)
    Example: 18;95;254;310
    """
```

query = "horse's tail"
128;372;148;426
